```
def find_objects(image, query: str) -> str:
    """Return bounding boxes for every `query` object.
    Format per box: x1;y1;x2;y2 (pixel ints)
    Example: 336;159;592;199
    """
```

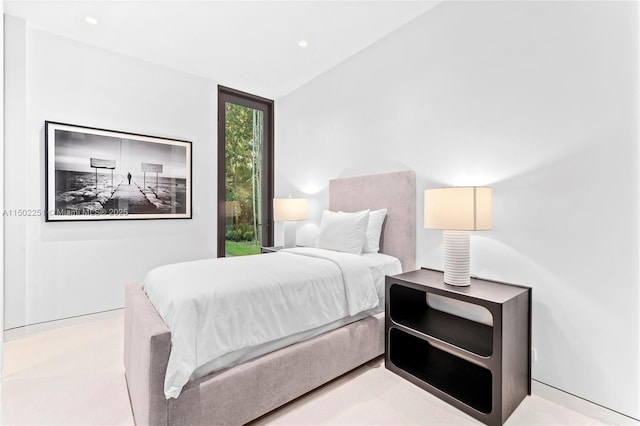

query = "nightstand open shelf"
389;284;493;357
385;268;531;426
389;328;493;414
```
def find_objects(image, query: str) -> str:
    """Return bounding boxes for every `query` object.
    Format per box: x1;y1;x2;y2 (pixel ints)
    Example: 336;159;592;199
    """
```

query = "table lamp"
424;187;492;286
273;198;308;248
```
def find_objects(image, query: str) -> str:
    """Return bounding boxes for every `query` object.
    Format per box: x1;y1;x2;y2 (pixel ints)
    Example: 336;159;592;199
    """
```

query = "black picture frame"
45;121;192;221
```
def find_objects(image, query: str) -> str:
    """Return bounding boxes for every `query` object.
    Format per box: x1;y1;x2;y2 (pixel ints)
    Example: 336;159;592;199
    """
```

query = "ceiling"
5;1;440;99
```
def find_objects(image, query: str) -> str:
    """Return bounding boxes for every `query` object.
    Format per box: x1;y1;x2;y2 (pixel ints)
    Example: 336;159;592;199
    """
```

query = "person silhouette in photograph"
127;172;132;185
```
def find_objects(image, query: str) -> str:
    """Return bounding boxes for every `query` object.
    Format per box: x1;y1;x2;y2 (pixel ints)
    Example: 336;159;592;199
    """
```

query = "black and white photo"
45;121;192;221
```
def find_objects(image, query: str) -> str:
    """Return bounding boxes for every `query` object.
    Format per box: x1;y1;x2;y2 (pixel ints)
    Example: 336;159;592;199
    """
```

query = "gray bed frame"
124;170;416;425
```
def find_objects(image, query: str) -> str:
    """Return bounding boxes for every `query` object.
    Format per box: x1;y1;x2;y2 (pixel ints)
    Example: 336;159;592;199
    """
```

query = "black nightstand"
261;246;283;254
385;268;531;426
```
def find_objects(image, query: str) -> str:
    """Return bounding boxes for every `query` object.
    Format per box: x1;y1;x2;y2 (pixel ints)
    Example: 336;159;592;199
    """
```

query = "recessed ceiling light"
298;40;308;48
85;16;98;25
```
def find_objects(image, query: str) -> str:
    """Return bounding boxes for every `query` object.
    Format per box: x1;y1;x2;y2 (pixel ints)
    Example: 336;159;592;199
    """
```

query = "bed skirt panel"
169;311;384;425
124;283;171;426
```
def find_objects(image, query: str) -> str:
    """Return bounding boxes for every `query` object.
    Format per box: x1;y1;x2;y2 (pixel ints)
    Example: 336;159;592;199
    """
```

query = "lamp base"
443;230;470;286
283;221;297;249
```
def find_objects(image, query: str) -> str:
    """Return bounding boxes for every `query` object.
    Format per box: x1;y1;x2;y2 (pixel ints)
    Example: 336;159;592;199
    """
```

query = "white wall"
4;16;217;329
276;1;639;419
1;2;6;372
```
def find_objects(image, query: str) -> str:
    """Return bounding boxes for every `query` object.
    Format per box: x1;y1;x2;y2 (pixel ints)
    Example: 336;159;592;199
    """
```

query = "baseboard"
3;308;124;341
532;380;640;425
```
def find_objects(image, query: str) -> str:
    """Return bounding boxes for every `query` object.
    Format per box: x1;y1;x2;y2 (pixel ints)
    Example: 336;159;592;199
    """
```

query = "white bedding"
143;247;400;399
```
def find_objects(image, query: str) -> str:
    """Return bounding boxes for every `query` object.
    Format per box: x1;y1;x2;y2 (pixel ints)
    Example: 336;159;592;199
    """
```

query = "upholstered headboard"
329;170;416;272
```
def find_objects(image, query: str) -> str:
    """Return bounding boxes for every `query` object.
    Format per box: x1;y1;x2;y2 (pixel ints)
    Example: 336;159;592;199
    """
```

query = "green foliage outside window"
225;102;264;254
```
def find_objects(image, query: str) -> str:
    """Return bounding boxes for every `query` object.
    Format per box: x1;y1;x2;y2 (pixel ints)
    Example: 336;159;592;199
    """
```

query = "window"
217;86;274;256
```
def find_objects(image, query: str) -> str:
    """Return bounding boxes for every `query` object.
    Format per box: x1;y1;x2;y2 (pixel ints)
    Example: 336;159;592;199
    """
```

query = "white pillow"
339;209;388;254
316;210;370;254
364;209;387;253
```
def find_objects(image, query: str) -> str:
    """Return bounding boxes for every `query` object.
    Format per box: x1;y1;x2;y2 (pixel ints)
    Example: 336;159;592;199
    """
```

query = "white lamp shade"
424;187;492;231
273;198;308;221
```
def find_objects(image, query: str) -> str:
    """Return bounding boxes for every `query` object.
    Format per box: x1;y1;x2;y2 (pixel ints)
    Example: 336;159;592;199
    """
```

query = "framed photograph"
45;121;192;221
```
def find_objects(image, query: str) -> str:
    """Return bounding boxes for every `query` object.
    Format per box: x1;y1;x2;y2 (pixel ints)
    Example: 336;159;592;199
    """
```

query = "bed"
124;170;416;425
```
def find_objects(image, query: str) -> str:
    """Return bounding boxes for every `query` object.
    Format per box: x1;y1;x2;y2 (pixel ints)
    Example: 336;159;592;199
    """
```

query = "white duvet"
142;247;381;399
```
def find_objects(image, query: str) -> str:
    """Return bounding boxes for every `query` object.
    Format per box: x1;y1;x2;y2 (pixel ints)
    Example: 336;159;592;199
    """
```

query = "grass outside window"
225;240;261;256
